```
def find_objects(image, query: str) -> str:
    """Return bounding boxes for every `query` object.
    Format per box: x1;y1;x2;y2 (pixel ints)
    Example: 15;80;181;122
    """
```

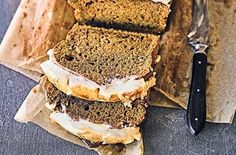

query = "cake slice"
68;0;171;34
41;24;159;102
46;83;147;144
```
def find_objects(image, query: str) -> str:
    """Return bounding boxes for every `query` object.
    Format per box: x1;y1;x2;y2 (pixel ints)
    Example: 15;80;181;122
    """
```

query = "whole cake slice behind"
68;0;171;34
41;24;159;102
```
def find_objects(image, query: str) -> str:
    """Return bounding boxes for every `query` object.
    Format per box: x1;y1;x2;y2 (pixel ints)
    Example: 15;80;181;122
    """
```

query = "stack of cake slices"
40;0;171;153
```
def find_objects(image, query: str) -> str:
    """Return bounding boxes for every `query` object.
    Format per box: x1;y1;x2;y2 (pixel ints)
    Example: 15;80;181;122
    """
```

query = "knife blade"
187;0;209;136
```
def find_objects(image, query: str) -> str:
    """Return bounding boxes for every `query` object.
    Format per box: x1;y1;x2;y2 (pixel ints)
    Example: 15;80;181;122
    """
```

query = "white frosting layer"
152;0;171;5
45;102;56;111
41;49;147;100
50;112;140;144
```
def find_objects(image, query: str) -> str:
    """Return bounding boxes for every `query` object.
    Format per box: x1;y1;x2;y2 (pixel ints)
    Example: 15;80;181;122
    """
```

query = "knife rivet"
197;89;200;92
198;61;202;64
195;118;198;121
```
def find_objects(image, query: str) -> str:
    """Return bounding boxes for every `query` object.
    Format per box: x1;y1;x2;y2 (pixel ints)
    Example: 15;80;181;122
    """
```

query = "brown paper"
14;76;144;155
151;0;236;123
0;0;75;81
149;88;181;108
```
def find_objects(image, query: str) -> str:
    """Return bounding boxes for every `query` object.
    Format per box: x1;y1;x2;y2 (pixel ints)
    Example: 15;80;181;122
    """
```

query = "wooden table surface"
0;0;235;155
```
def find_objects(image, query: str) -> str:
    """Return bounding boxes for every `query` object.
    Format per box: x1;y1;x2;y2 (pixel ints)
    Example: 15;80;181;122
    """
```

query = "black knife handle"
187;52;207;136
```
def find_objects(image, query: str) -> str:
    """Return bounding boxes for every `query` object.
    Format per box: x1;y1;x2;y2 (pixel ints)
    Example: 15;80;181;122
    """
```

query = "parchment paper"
14;76;144;155
0;0;75;82
151;0;236;123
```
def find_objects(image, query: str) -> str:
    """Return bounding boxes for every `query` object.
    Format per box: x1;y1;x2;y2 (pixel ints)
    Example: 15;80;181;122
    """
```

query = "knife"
187;0;209;136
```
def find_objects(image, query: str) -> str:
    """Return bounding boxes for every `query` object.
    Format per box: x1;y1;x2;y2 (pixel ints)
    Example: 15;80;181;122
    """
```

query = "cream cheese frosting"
41;60;146;98
152;0;171;5
40;49;154;102
50;112;141;144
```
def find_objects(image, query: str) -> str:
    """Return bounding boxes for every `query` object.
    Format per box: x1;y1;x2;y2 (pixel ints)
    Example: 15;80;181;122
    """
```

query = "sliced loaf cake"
68;0;171;33
41;24;159;102
46;83;147;144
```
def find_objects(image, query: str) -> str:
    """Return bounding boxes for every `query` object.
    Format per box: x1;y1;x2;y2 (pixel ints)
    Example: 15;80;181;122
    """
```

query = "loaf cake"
68;0;171;33
41;24;159;102
46;83;147;144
